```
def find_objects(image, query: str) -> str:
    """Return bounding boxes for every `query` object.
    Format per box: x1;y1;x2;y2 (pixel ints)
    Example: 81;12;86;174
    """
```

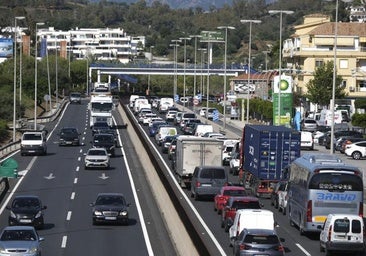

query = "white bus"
287;153;363;235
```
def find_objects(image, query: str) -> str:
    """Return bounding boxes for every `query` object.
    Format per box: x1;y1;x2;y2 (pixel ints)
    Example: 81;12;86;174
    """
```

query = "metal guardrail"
0;99;68;161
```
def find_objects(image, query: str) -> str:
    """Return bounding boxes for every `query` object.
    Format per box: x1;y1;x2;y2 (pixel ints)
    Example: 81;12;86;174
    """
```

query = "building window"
339;59;348;69
315;59;323;67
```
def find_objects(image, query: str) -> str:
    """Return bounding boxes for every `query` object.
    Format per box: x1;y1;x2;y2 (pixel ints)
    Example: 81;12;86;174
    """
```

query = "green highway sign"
0;158;18;178
200;31;224;42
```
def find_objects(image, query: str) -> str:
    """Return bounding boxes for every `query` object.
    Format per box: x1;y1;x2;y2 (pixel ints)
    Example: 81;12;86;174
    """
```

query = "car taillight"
239;243;251;250
359;202;363;217
328;225;332;241
276;245;285;252
196;182;201;187
306;200;312;222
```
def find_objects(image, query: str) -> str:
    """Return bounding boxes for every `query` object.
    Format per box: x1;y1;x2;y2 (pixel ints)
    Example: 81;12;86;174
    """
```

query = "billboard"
0;38;13;58
272;75;293;126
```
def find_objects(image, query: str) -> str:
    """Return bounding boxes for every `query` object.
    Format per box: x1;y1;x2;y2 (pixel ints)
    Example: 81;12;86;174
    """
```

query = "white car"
229;151;240;175
165;110;178;122
84;148;110;169
300;131;314;150
344;141;366;160
142;113;157;125
199;107;207;117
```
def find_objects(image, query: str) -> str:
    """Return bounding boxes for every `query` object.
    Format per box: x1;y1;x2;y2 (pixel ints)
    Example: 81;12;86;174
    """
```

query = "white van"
318;109;342;127
155;126;177;146
159;97;174;113
229;209;275;246
301;131;314;150
194;124;214;137
129;95;140;108
319;214;365;255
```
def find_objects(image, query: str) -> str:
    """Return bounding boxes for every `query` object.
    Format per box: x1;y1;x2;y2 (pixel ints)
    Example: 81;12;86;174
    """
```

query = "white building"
37;27;145;63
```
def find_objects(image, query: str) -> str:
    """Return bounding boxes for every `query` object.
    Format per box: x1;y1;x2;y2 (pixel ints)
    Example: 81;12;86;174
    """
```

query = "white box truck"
172;136;223;188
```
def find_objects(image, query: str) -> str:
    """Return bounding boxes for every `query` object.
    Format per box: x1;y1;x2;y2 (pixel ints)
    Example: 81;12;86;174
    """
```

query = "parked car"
58;127;81;146
232;229;285;256
221;196;261;232
301;118;318;132
319;214;365;255
0;226;44;256
84;148;110;169
300;131;314;150
339;137;366;153
90;193;130;225
190;166;228;200
344;141;366;160
214;186;247;214
6;195;47;229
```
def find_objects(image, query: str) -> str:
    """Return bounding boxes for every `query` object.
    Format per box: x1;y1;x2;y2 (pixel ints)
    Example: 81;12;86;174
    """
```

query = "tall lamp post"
217;26;235;129
269;10;294;126
171;39;181;98
262;50;270;71
240;20;261;124
328;0;353;153
13;16;25;141
148;45;154;95
189;35;202;103
34;22;44;130
198;48;207;96
179;37;191;109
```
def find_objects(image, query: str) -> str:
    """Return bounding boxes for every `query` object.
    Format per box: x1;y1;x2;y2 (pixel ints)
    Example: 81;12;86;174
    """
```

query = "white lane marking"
70;192;75;200
113;115;154;256
296;243;311;256
76;166;79;172
61;236;67;248
66;211;72;221
78;157;81;162
73;178;78;184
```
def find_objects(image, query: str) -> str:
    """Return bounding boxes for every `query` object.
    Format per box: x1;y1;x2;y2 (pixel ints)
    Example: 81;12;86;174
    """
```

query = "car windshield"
1;230;36;241
233;201;261;209
243;234;279;244
12;198;40;209
88;150;107;156
94;135;114;143
95;195;125;206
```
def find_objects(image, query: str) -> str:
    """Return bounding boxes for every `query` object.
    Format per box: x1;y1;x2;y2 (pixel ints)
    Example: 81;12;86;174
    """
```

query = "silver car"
301;118;318;132
84;148;110;169
0;226;44;256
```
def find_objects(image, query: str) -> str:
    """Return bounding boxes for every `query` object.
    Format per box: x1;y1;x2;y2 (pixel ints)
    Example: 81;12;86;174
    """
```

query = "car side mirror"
89;203;95;207
39;237;45;242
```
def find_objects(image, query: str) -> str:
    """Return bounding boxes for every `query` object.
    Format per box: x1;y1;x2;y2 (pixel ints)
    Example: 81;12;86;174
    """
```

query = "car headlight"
10;211;16;218
29;247;39;253
94;210;102;216
59;138;65;141
120;211;128;216
0;246;6;253
35;211;42;218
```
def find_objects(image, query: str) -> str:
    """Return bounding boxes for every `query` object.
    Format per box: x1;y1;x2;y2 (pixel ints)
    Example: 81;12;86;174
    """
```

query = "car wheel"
320;243;325;252
92;219;97;225
194;192;200;201
283;207;286;215
352;151;362;160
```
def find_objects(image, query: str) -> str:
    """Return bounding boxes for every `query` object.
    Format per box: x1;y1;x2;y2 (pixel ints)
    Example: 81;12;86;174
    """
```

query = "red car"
214;186;247;214
221;196;261;232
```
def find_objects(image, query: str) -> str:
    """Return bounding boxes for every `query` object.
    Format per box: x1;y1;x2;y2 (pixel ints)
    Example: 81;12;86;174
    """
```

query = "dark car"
90;193;130;225
6;195;47;229
92;133;116;156
161;135;176;154
58;127;80;146
232;229;285;256
324;130;363;149
92;121;110;135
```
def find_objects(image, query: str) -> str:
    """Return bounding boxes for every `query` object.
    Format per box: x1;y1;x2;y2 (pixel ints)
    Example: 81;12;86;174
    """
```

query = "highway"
0;100;177;256
1;97;365;256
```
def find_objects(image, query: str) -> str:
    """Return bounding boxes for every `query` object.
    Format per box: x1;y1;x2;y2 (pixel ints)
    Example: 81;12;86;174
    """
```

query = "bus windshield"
309;172;363;191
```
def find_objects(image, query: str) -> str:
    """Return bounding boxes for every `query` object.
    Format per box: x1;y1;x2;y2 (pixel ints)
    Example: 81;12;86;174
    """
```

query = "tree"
305;61;347;108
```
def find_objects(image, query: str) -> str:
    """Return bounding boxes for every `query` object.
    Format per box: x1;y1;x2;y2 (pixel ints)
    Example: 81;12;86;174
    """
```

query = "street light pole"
34;22;44;130
179;37;191;110
198;48;206;97
189;35;202;102
218;26;235;130
13;16;25;141
241;20;261;125
262;50;269;71
269;10;294;126
148;45;154;95
171;39;181;99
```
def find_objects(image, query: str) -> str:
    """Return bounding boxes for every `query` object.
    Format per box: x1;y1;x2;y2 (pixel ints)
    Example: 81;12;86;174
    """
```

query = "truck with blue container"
239;125;301;198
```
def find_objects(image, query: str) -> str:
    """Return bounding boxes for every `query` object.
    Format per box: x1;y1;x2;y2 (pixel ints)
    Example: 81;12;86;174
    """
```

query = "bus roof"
293;153;359;171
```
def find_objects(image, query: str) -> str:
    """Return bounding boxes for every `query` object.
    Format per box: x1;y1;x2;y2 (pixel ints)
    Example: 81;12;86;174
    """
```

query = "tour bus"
287;153;363;234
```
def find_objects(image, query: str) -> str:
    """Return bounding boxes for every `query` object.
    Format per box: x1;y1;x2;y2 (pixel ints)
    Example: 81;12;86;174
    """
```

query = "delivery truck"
172;136;223;188
239;125;301;198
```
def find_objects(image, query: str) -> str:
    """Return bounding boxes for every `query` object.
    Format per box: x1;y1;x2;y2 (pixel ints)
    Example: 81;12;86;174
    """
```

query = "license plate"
105;217;116;220
201;184;212;187
19;219;32;223
314;216;327;222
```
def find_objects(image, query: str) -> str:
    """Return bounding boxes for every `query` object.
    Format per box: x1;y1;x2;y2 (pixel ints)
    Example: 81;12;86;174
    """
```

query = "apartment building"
37;27;145;63
282;14;366;99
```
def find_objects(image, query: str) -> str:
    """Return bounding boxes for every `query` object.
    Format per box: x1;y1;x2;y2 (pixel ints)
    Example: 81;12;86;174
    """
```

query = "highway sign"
200;31;224;42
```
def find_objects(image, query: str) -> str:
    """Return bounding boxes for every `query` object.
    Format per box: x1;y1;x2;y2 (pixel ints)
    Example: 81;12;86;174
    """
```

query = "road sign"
193;99;199;106
0;158;18;178
200;31;224;42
